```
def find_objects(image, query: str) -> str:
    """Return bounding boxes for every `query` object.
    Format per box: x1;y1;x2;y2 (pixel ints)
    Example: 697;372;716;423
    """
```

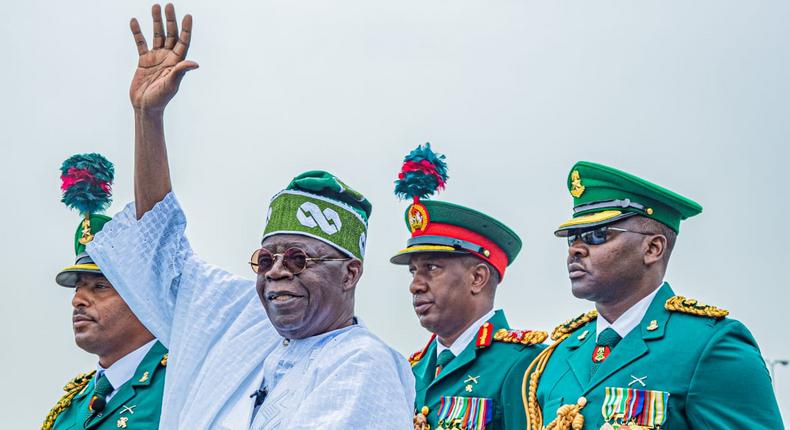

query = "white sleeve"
86;192;257;347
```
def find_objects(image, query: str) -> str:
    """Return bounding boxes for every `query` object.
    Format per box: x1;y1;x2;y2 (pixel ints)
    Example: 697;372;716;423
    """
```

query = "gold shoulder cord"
664;296;729;319
522;310;597;430
41;370;96;430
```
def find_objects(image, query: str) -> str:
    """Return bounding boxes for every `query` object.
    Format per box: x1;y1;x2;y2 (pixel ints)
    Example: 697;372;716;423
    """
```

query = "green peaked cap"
56;214;112;287
264;171;372;260
73;214;112;255
555;161;702;235
400;200;522;263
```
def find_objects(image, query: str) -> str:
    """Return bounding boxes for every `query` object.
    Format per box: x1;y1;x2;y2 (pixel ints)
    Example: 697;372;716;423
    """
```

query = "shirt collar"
596;284;662;341
436;309;496;357
96;339;157;392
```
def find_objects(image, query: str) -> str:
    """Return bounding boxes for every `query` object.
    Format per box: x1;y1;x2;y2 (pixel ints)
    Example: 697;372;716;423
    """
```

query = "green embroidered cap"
555;161;702;236
263;171;371;260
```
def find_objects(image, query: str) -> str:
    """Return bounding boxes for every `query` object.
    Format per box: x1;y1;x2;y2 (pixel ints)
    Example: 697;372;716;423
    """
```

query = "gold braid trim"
545;397;586;430
493;329;549;346
665;296;729;319
523;310;597;430
550;310;598;341
41;370;96;430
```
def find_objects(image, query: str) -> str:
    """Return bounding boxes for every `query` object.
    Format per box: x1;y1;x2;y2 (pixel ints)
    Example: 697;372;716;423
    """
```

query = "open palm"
129;4;198;111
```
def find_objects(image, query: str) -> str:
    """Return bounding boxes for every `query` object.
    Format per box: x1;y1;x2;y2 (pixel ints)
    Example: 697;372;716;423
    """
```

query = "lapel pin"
628;374;647;387
465;384;473;392
116;416;128;428
577;330;589;340
464;375;480;384
120;405;136;415
138;371;149;383
647;320;659;331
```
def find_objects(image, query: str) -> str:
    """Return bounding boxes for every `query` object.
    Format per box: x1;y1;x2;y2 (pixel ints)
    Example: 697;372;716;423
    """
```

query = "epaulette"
493;328;548;346
551;310;598;341
665;296;729;319
41;370;96;430
160;353;168;367
409;334;437;366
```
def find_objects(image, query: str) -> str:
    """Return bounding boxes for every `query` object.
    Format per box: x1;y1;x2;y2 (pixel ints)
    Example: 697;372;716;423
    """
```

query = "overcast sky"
2;0;788;427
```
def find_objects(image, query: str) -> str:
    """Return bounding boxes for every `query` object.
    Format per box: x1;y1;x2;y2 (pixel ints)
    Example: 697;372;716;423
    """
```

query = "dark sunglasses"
249;247;351;274
566;226;655;246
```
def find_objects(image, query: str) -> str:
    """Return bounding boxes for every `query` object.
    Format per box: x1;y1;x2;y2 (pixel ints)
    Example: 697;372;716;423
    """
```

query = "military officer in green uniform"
42;154;167;430
517;161;784;430
390;144;547;430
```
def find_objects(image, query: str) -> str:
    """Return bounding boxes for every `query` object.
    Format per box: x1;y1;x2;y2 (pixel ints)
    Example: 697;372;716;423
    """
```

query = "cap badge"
78;216;94;245
570;170;586;198
408;203;429;233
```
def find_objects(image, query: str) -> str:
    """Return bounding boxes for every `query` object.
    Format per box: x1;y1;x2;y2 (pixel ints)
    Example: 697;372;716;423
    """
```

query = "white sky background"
1;0;788;426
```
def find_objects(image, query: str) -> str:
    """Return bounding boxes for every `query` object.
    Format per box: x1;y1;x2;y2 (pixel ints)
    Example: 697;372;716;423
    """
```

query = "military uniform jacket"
532;283;784;429
50;341;167;430
412;310;546;430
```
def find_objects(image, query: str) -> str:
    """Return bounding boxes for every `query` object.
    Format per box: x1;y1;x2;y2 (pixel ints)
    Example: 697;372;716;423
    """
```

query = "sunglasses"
566;226;655;246
249;247;351;274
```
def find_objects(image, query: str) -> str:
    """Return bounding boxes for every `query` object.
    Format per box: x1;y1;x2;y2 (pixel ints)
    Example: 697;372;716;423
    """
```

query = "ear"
342;259;363;292
643;234;667;266
469;263;491;295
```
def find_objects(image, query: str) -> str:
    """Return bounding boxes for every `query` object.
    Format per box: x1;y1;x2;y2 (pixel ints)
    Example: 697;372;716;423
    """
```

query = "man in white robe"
86;4;415;429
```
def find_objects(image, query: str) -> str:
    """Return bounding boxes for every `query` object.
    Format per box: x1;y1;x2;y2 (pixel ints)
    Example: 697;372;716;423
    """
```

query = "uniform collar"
436;309;496;357
96;339;157;396
596;283;663;341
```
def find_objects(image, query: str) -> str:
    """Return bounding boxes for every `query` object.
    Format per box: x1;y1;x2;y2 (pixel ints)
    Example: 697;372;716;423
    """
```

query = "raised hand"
129;3;198;112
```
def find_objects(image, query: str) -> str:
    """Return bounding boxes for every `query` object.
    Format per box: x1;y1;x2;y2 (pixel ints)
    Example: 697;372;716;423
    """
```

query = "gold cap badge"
78;216;94;245
570;170;585;198
408;203;429;233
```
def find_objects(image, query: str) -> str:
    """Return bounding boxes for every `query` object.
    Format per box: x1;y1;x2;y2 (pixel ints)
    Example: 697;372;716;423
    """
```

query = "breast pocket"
542;396;564;423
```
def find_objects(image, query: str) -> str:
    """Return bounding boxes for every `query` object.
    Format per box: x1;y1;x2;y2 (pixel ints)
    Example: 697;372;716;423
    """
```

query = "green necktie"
83;373;114;428
590;327;622;378
435;349;456;377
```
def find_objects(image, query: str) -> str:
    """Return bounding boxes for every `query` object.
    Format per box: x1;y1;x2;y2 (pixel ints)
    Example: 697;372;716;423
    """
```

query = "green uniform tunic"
412;310;546;430
527;284;784;429
50;341;167;430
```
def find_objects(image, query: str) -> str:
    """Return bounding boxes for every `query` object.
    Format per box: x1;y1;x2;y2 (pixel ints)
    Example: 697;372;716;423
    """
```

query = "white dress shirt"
436;309;496;357
87;192;415;430
596;284;662;341
95;339;157;402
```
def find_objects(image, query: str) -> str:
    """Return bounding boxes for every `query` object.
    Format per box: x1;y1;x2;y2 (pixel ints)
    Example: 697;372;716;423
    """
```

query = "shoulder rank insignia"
493;328;548;346
41;370;97;430
476;322;494;348
409;333;437;366
551;310;598;341
665;295;729;319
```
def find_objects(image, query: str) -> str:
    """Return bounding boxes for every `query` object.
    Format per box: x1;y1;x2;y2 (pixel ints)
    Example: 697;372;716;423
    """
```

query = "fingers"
173;14;193;60
152;4;165;49
130;18;149;56
164;3;179;50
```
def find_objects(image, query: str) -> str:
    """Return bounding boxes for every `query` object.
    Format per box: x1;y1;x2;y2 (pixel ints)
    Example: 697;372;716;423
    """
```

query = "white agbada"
87;193;415;429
